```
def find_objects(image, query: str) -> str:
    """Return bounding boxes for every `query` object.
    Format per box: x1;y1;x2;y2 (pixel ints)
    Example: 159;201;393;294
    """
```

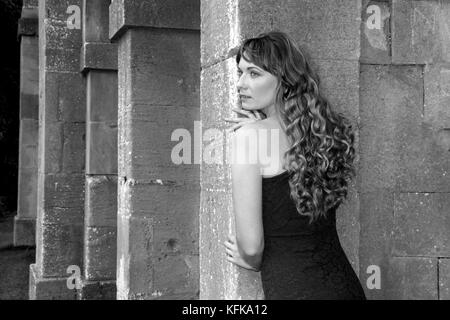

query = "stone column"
200;0;362;299
78;0;118;300
30;0;86;299
14;0;39;247
109;0;200;299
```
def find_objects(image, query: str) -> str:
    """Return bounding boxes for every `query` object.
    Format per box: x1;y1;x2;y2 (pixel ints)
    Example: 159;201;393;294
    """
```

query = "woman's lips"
240;95;251;100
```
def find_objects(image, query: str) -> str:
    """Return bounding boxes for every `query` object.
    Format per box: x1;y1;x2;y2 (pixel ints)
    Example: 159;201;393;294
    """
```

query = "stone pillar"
359;0;450;299
30;0;86;299
14;0;39;247
200;0;362;299
109;0;200;299
78;0;118;300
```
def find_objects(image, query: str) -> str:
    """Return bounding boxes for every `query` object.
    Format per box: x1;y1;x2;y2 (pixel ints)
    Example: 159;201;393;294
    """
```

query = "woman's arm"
230;123;264;269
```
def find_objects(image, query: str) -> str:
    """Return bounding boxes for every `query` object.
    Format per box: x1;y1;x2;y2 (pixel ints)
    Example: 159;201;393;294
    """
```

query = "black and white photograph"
0;0;449;309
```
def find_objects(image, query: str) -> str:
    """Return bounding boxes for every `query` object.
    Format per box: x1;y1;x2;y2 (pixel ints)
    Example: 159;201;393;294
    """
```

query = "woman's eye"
250;72;259;77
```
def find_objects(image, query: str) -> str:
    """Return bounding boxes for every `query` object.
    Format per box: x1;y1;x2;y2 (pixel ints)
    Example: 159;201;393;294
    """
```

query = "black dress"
260;170;366;300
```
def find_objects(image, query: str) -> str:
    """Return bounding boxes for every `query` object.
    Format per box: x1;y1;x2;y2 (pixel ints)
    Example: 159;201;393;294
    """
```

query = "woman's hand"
224;108;265;133
223;233;260;272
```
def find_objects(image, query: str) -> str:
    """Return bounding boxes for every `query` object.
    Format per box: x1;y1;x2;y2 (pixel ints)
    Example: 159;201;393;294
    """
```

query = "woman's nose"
237;74;246;91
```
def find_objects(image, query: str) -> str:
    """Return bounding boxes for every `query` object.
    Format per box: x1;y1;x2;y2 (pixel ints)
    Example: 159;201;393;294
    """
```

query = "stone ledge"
29;264;78;300
109;0;200;41
81;42;118;73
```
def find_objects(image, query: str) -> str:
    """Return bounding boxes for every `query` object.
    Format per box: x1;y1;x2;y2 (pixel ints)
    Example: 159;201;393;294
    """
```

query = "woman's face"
237;57;279;113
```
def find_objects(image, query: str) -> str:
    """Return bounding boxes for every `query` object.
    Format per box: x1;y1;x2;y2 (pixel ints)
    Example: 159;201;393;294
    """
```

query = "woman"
222;31;366;300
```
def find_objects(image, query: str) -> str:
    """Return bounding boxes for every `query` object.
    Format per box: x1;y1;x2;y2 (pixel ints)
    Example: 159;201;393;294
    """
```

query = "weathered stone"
116;214;154;299
37;173;84;225
17;167;38;220
18;17;38;36
424;63;450;130
81;42;118;72
35;223;84;277
86;121;117;174
109;0;200;41
29;264;78;300
85;175;118;228
83;0;111;43
87;70;118;122
360;0;391;64
13;217;36;247
201;0;361;68
84;227;117;280
118;29;200;108
392;0;450;64
20;36;39;120
78;280;116;300
38;121;85;174
392;192;450;257
386;257;438;299
39;0;83;24
359;189;394;300
41;72;86;123
152;254;199;299
20;93;39;120
439;258;450;300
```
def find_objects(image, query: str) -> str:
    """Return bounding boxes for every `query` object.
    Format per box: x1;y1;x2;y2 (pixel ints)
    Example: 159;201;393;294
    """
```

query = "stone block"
392;192;450;257
19;144;38;170
35;223;83;278
78;280;116;300
39;0;83;23
424;63;450;130
13;216;36;247
29;264;78;300
85;175;118;228
392;0;450;64
439;258;450;300
43;48;82;73
39;122;85;174
360;0;391;64
84;227;117;280
20;93;39;120
81;42;118;72
359;189;394;300
86;121;117;174
20;36;39;95
17;167;38;220
152;254;199;299
386;257;437;299
18;17;38;36
83;0;111;43
42;72;86;123
120;29;200;107
20;119;39;147
87;70;118;122
37;173;84;225
23;1;38;10
116;214;153;299
118;104;200;181
109;0;200;41
41;19;82;50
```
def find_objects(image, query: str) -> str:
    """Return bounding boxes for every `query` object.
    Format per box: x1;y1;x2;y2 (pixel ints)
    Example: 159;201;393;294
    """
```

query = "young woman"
223;31;366;300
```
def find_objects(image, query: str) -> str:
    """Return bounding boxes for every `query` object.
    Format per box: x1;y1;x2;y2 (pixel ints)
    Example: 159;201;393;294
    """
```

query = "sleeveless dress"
260;170;367;300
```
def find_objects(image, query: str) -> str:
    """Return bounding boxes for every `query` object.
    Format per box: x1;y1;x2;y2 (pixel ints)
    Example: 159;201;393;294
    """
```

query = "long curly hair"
236;31;356;224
